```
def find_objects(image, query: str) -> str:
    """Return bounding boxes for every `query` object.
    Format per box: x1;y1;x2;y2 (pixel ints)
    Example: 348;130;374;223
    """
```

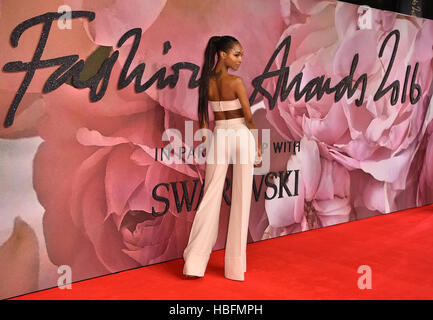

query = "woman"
182;35;262;281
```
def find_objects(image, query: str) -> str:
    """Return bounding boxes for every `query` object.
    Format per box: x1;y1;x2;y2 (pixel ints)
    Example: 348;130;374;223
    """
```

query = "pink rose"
265;1;433;217
35;61;205;281
263;136;351;238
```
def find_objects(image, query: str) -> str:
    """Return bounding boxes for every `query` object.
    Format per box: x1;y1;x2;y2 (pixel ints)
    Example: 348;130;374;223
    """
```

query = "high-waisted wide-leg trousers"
183;117;256;281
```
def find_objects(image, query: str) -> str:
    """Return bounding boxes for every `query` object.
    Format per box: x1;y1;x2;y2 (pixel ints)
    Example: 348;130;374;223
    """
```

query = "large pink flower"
263;136;351;238
34;60;205;281
265;0;433;216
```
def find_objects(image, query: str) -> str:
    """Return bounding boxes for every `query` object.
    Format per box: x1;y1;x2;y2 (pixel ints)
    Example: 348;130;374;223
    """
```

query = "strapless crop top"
209;98;242;112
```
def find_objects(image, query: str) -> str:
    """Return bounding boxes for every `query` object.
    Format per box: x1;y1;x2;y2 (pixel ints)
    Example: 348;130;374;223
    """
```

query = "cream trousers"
183;117;256;281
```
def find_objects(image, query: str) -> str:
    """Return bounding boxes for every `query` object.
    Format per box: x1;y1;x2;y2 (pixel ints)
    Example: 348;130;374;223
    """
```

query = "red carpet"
11;205;433;300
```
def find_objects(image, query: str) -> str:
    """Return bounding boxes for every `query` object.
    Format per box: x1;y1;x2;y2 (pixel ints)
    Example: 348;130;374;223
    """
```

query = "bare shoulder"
230;75;243;83
229;75;245;90
230;76;253;122
230;75;248;96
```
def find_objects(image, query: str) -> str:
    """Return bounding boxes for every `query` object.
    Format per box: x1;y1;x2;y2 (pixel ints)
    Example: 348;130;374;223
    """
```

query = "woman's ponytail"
198;35;239;128
198;36;221;128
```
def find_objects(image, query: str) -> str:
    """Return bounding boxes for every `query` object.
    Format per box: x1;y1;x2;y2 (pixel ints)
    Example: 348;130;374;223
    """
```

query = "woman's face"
223;42;243;71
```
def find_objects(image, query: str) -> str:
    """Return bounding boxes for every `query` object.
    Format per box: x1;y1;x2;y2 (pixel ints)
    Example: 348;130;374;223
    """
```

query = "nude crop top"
209;98;242;112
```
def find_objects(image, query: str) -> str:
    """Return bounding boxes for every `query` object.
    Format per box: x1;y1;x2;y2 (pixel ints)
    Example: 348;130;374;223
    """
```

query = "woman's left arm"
233;77;262;158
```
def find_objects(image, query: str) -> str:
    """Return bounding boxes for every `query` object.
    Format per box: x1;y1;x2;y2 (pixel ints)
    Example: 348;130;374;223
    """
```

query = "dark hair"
198;35;239;127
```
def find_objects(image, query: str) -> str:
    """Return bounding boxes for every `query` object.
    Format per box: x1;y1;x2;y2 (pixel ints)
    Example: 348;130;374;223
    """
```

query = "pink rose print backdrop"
0;0;431;299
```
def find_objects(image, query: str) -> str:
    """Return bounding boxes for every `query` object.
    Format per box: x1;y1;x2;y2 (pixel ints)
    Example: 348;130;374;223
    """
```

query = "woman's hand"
201;135;207;157
254;142;262;167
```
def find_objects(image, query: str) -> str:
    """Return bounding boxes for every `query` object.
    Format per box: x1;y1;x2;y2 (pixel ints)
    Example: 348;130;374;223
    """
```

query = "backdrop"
0;0;432;299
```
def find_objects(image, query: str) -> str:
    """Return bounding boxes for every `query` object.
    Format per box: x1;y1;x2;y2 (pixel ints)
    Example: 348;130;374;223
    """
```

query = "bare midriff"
214;109;244;120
